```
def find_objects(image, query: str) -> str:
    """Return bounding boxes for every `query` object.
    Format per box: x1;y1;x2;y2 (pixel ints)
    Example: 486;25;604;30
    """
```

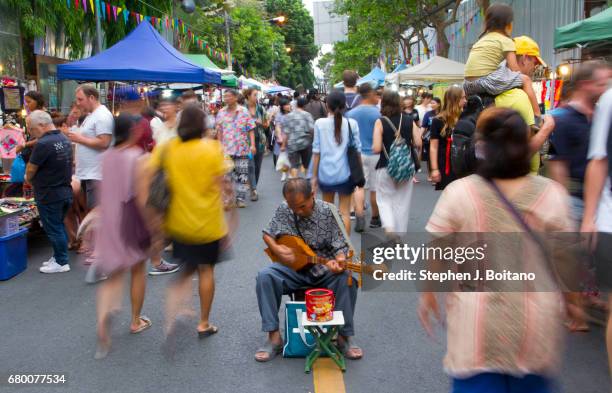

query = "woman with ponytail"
311;89;361;233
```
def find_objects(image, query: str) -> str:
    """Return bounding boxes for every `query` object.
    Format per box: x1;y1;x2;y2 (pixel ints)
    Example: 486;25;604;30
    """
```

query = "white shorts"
362;154;379;190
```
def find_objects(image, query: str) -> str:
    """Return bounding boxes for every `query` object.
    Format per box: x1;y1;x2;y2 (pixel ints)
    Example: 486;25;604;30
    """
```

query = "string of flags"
63;0;256;78
434;7;482;55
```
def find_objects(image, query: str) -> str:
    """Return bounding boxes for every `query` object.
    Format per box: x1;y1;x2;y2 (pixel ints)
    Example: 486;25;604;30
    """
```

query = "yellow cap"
514;36;547;67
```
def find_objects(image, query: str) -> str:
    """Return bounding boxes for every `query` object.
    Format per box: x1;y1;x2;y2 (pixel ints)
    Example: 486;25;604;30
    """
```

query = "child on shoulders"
464;4;543;118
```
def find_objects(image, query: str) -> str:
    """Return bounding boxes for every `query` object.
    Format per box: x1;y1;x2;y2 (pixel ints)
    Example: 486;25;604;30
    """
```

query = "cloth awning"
57;22;221;84
333;66;387;89
554;7;612;50
356;66;386;87
183;55;237;88
385;56;465;84
391;63;408;73
265;85;292;94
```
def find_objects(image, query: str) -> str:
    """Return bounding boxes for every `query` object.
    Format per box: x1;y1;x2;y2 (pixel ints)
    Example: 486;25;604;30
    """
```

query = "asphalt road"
0;155;609;393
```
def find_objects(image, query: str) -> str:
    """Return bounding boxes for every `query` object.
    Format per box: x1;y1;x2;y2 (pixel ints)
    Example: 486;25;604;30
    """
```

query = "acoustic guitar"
264;235;386;287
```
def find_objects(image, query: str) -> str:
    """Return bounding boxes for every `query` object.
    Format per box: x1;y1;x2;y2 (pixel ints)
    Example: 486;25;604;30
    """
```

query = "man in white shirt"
415;92;432;127
581;81;612;376
68;84;113;211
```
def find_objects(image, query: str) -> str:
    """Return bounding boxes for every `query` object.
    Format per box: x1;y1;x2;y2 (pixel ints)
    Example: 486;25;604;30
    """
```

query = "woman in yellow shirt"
149;105;230;343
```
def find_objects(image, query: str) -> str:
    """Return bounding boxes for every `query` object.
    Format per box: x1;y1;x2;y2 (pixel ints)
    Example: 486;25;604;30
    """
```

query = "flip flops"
130;316;152;334
254;341;283;362
197;325;219;339
338;337;363;360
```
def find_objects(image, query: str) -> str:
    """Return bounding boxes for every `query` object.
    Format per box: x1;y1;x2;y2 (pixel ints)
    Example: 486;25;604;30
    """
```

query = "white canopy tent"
238;75;266;91
385;56;465;85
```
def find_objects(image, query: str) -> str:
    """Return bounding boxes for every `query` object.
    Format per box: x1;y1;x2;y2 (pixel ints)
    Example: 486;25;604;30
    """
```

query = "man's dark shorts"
81;180;100;210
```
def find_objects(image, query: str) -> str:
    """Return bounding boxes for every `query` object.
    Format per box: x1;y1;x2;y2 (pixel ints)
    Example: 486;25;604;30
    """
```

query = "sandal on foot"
338;337;363;360
254;341;283;362
130;316;152;334
197;325;218;338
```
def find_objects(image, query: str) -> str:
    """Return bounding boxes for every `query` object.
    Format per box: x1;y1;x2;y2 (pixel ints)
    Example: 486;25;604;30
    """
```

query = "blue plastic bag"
9;155;26;183
283;301;316;358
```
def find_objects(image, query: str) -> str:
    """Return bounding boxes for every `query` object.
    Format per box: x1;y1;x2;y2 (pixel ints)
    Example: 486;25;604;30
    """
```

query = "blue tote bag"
283;301;316;358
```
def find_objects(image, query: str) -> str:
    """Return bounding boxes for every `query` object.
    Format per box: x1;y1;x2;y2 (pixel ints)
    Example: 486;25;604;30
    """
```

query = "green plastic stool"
302;311;346;373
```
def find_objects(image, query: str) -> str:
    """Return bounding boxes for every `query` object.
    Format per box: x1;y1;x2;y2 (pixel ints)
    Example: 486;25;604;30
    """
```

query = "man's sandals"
337;336;363;360
254;337;363;362
255;341;283;362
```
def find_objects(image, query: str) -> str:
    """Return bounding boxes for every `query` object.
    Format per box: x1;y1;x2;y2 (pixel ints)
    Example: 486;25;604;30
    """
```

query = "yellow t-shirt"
150;138;228;244
495;88;540;172
464;32;516;78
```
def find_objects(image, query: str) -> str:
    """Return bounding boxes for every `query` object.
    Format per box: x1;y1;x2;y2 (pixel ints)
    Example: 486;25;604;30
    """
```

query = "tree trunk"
476;0;490;12
435;24;450;58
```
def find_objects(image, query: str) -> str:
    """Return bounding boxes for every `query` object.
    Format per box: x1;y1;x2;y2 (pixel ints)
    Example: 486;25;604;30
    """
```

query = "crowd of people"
10;3;612;389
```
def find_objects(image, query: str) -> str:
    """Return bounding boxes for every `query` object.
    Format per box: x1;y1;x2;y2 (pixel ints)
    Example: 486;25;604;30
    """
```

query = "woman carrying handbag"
311;90;362;234
372;90;422;233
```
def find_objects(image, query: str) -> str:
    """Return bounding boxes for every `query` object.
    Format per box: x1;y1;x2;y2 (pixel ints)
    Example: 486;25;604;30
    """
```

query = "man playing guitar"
255;178;363;362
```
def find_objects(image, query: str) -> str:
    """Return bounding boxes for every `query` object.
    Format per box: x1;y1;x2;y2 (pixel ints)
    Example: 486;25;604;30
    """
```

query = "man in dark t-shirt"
25;110;73;274
548;61;609;224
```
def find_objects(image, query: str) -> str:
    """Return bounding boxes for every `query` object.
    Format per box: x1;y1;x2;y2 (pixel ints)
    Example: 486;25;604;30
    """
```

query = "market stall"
265;85;292;94
554;7;612;53
184;54;238;88
0;197;38;230
356;66;386;87
57;22;222;85
385;56;465;85
333;66;387;89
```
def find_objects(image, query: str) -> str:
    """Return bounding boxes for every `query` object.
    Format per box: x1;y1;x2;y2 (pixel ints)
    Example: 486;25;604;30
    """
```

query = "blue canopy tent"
391;63;408;73
58;22;221;84
333;66;387;89
356;66;386;87
265;85;292;94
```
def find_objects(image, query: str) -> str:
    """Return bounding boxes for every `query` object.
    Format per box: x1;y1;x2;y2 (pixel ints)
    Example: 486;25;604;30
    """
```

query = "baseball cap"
514;36;547;67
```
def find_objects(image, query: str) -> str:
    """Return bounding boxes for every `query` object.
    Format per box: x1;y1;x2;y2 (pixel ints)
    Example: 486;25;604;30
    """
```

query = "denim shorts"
318;179;355;195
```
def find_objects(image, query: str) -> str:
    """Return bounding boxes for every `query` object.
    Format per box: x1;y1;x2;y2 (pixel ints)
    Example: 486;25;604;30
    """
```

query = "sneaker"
40;260;70;274
149;260;180;276
42;256;56;267
250;190;259;202
369;216;382;228
355;216;366;233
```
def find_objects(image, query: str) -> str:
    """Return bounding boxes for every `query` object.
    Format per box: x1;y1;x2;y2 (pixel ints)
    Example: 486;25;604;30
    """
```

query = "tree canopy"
8;0;317;87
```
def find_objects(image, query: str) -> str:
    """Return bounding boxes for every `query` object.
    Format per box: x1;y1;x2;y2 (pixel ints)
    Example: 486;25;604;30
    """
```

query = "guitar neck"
309;256;362;273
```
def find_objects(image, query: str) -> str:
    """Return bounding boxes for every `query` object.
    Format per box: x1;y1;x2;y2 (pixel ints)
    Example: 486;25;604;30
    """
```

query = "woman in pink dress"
95;114;152;359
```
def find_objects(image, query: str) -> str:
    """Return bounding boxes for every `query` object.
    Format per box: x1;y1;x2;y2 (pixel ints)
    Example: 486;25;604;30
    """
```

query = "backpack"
450;114;479;179
382;114;415;182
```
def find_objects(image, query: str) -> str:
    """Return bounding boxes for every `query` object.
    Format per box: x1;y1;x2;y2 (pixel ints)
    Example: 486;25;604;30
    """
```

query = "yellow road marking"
313;358;346;393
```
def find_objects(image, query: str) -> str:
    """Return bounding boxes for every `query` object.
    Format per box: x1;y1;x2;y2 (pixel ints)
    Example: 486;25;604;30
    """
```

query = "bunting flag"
62;0;230;66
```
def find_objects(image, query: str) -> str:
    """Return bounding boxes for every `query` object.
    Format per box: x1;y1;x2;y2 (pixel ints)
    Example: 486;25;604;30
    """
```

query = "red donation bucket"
305;288;335;322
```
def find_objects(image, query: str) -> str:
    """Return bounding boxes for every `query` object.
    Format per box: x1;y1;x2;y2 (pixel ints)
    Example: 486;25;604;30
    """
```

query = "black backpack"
450;114;480;179
450;96;484;178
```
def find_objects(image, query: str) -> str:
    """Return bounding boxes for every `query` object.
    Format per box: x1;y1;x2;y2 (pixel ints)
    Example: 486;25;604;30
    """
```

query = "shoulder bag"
146;144;171;213
346;118;366;188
